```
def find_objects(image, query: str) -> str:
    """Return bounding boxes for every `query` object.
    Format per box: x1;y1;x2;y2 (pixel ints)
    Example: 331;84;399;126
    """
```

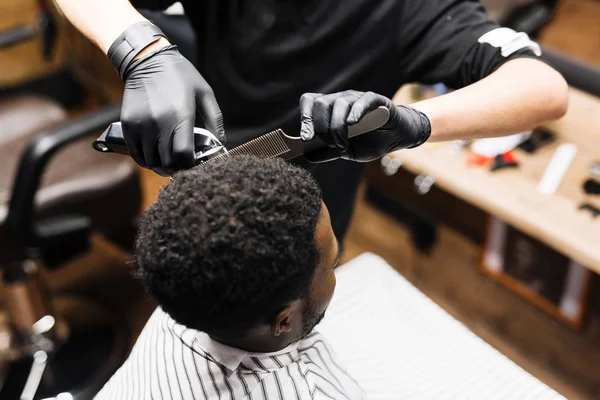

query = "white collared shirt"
96;307;364;399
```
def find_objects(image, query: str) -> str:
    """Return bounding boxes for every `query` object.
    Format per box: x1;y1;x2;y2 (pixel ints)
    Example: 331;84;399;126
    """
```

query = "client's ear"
273;308;293;336
272;301;303;337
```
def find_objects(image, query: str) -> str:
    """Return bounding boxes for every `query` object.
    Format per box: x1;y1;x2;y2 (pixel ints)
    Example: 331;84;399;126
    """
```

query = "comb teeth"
193;129;290;170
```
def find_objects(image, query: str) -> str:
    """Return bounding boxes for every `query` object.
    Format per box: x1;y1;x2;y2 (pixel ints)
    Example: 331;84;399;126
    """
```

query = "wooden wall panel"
538;0;600;66
0;0;66;87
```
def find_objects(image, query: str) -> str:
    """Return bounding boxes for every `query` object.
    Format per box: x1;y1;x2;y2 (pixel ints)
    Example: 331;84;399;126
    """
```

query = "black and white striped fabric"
97;252;565;399
96;307;364;399
316;253;566;400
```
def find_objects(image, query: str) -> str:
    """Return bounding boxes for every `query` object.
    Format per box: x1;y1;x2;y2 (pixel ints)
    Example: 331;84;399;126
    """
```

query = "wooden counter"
390;86;600;274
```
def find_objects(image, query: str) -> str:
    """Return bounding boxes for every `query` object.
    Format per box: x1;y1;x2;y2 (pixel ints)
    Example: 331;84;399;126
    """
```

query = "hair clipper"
92;122;227;163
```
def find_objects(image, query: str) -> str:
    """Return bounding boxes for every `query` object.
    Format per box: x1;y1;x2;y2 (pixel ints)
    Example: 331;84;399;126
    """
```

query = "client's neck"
210;332;294;354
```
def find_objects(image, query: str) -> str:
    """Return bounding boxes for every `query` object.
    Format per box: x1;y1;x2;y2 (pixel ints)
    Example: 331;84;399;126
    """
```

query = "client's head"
134;155;340;352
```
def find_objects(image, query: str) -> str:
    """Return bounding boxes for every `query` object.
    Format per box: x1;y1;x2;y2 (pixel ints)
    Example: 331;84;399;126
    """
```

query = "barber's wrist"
98;14;148;54
107;20;169;80
133;37;171;61
397;105;432;148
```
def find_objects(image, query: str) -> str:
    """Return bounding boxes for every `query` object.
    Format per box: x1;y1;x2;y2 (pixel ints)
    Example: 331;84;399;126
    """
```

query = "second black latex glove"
121;45;225;176
300;91;431;163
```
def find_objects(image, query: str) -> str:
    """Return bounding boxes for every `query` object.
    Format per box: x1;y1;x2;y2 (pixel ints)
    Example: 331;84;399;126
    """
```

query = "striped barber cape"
96;307;364;399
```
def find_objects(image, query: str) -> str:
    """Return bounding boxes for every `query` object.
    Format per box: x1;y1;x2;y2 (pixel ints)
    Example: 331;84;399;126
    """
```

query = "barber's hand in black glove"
121;45;225;176
299;91;431;163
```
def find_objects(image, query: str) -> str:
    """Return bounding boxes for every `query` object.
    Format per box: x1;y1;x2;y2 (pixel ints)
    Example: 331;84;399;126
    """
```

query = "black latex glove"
121;45;225;176
299;91;431;163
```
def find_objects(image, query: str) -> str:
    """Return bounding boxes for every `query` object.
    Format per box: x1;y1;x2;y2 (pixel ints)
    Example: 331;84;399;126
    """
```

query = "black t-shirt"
133;0;541;240
134;0;520;147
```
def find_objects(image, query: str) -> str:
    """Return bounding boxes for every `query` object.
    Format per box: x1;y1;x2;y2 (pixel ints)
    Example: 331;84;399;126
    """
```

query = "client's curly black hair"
134;155;323;334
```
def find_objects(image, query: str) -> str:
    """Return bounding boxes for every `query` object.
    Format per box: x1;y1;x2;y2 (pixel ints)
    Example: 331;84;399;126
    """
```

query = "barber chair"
0;1;143;397
0;97;142;398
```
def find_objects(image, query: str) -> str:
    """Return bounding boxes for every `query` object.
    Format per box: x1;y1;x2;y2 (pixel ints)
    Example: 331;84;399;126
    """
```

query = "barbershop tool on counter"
517;128;555;154
579;203;600;218
589;161;600;180
92;106;390;169
583;178;600;195
537;143;577;195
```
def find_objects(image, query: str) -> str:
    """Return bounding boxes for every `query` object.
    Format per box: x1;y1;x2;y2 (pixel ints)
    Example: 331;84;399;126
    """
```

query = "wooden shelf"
390;85;600;273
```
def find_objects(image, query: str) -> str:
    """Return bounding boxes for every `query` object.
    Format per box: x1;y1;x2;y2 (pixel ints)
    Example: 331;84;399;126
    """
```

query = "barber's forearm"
410;58;569;142
53;0;148;53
